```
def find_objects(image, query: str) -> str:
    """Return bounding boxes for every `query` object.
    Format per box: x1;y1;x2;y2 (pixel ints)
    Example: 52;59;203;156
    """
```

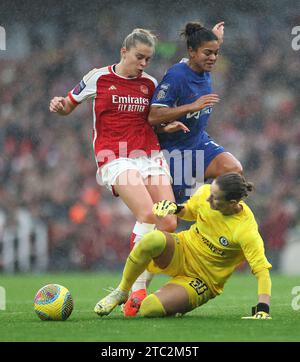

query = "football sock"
140;293;166;317
119;230;166;293
130;222;155;292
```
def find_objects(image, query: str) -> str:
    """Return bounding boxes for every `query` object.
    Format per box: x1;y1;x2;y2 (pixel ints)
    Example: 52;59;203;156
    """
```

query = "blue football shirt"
151;60;225;203
151;60;213;151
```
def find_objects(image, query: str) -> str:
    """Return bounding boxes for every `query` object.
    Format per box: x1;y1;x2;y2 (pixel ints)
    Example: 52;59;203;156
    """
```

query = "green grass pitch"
0;272;299;342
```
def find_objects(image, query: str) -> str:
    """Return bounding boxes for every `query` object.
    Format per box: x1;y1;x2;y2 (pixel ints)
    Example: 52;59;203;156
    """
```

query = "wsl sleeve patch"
72;80;86;95
156;83;170;100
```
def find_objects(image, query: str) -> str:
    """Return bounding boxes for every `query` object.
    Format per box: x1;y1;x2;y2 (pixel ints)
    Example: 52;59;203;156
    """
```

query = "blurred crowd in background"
0;0;300;272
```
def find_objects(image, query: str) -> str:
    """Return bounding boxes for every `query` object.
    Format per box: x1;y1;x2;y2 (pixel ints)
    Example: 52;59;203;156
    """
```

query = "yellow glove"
242;311;272;320
242;303;271;319
152;200;182;217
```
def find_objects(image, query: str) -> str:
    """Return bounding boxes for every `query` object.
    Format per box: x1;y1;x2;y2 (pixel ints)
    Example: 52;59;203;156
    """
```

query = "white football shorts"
97;151;172;196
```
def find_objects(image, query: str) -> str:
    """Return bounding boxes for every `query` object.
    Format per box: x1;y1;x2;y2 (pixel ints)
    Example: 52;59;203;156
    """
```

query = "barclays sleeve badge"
156;83;170;100
73;79;86;95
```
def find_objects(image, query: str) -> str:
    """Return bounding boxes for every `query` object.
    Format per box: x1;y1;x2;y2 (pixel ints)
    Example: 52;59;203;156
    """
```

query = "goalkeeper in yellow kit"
94;172;272;319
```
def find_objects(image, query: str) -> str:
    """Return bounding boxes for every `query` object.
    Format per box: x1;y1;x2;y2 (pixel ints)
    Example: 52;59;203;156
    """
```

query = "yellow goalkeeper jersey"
177;184;272;296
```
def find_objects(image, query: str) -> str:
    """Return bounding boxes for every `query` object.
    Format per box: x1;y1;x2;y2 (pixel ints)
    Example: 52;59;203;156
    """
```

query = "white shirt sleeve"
68;68;100;104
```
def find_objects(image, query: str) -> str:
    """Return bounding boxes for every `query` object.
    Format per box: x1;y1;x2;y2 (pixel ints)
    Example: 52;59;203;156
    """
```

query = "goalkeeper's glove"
152;200;184;217
242;303;272;320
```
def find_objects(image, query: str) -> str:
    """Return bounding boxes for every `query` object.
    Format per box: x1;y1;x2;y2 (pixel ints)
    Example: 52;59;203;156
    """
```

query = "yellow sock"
119;230;166;293
140;294;166;317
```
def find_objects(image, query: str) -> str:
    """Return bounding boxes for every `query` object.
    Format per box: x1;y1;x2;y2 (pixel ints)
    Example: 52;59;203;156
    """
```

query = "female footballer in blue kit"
148;22;243;203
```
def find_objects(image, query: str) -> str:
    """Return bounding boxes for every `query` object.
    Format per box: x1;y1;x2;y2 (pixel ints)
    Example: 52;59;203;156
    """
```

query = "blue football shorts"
163;132;225;203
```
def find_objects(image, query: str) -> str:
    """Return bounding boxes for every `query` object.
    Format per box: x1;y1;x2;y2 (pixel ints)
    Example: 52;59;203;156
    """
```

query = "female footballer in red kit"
49;29;177;317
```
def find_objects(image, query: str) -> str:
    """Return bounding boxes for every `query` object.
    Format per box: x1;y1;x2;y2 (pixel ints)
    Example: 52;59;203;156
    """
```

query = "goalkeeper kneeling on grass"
94;172;272;319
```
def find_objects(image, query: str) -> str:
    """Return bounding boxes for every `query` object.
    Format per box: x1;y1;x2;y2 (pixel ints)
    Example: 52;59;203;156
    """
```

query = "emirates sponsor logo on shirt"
112;95;149;112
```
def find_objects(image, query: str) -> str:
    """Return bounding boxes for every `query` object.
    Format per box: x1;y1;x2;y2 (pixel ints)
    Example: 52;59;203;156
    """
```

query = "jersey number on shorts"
189;278;208;295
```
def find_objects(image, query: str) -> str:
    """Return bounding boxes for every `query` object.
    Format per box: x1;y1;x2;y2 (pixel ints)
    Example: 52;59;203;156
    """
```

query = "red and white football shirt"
68;65;160;167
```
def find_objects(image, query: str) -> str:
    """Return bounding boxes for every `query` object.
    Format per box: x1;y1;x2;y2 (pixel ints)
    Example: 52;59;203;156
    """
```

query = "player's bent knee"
137;210;156;225
232;162;243;174
140;294;166;318
222;161;243;175
139;230;167;258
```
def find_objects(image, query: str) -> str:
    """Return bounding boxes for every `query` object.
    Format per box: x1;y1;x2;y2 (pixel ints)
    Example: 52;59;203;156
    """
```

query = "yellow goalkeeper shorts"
147;233;214;310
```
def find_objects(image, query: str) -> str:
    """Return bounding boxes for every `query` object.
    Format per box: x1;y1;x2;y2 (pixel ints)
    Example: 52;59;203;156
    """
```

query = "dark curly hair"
215;172;254;201
181;22;218;50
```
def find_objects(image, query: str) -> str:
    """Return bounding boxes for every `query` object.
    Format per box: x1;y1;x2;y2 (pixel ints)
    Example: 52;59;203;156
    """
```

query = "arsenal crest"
140;85;149;95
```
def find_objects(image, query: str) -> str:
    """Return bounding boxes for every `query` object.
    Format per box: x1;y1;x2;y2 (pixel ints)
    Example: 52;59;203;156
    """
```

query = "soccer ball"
34;284;74;321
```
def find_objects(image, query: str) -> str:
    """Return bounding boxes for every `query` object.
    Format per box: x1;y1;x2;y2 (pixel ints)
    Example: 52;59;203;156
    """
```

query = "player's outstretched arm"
155;121;190;134
212;21;225;45
149;94;220;126
49;95;77;116
242;269;272;319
